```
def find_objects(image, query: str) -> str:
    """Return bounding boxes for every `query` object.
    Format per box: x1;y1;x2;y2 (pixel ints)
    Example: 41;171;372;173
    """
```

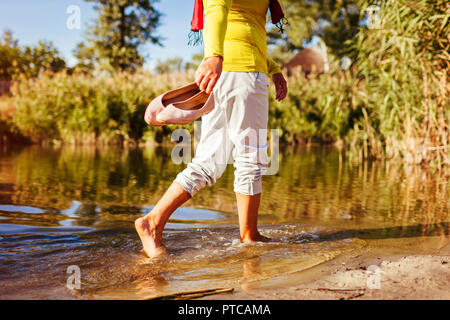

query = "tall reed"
347;0;449;165
10;70;194;145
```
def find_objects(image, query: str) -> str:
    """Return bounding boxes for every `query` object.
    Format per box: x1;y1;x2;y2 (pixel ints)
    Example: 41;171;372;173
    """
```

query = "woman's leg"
235;192;270;242
135;133;230;258
135;181;190;257
228;72;271;242
136;73;233;258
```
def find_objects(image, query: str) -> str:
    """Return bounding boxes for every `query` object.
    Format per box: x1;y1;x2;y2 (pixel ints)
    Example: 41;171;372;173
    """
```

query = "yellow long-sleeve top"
203;0;282;77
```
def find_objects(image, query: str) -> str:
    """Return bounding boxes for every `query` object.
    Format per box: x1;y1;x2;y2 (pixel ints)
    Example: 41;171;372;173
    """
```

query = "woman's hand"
272;73;287;101
195;56;223;95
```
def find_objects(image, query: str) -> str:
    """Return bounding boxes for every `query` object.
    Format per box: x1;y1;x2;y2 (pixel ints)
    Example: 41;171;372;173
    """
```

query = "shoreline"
201;235;450;300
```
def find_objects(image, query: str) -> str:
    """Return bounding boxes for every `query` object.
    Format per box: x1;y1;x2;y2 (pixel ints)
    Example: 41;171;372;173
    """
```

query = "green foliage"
270;0;361;56
0;30;21;80
10;70;193;144
274;0;449;166
184;53;204;72
155;56;184;74
155;54;206;74
73;42;96;74
19;41;67;78
347;0;449;165
0;30;66;80
75;0;162;72
268;63;364;145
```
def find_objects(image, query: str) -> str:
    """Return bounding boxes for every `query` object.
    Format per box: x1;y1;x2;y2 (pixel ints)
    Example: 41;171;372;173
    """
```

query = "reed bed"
1;0;448;167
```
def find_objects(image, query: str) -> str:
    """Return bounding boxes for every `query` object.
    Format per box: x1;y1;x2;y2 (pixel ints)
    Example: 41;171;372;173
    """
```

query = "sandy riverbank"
201;235;450;300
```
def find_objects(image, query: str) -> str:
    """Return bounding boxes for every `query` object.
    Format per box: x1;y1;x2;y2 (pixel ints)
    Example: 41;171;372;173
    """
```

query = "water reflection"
0;144;448;299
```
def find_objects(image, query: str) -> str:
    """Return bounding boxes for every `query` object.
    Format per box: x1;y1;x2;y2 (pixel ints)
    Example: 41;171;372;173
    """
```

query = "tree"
73;42;96;74
269;0;362;61
20;41;66;78
184;53;204;72
0;30;66;80
155;56;184;74
75;0;163;72
0;30;22;80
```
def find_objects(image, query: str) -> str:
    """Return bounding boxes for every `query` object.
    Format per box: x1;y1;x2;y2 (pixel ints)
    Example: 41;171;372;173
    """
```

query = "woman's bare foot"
240;231;272;243
135;216;166;258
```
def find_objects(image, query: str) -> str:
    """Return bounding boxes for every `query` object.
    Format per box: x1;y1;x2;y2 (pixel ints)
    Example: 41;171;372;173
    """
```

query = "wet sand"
201;235;450;300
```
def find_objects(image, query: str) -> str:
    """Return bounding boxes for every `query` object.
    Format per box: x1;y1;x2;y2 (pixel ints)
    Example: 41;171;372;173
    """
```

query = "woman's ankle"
240;229;260;242
241;229;272;243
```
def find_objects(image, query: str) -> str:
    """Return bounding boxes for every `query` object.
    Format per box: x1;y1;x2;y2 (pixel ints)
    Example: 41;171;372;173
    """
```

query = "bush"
10;70;194;144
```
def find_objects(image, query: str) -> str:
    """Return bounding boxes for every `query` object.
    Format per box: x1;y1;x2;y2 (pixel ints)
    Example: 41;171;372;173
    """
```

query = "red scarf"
189;0;286;45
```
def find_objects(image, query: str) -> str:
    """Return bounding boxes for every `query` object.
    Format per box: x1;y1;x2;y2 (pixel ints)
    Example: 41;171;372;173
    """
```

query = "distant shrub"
11;70;194;145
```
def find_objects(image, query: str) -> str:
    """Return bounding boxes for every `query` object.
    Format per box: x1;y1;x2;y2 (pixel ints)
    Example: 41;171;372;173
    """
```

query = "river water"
0;145;448;299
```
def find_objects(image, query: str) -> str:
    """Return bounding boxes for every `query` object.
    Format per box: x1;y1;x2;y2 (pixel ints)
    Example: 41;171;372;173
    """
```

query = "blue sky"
0;0;202;70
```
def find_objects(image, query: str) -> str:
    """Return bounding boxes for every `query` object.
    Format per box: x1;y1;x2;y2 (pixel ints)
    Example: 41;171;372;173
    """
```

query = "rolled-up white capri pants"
174;71;270;196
